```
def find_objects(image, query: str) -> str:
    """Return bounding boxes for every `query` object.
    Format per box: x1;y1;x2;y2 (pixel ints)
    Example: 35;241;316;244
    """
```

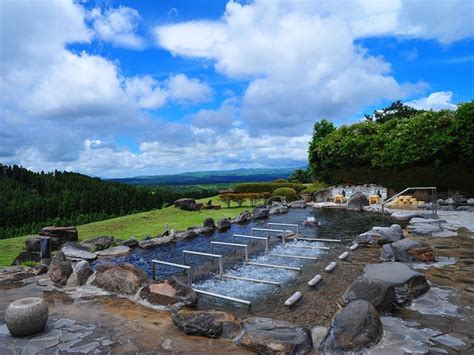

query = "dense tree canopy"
308;101;474;192
0;165;219;239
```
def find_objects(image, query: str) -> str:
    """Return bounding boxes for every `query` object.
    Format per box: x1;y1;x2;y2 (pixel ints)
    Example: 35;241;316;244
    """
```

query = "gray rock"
176;230;199;239
356;224;403;245
121;238;138;247
321;300;382;352
363;262;430;304
174;198;200;211
39;226;78;249
172;310;236;338
49;252;73;286
269;205;289;215
0;266;39;284
347;192;369;211
74;260;93;286
203;217;215;228
94;263;148;295
5;297;49;337
381;239;435;263
252;205;270;220
409;218;446;224
289;200;307;208
25;237;41;252
216;218;231;232
80;236;114;251
407;223;443;235
343;277;396;312
138;235;174;248
467;198;474;206
96;245;131;257
234;211;252;224
312;188;332;203
457;206;474;212
191;227;214;235
11;250;41;266
391;211;431;220
235;317;312;353
62;242;97;261
311;326;328;350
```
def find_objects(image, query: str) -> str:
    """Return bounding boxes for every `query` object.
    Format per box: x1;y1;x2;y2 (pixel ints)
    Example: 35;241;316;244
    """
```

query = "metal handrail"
381;186;438;222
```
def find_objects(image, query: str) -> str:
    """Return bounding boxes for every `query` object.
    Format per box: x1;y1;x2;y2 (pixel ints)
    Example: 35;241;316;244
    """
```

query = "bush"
300;181;328;195
273;178;288;183
234;182;305;194
272;187;298;201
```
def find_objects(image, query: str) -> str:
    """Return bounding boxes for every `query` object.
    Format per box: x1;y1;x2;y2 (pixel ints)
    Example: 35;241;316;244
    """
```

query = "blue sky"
1;0;473;177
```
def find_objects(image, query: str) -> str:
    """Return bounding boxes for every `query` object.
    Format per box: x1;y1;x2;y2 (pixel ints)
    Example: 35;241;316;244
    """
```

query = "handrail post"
152;262;156;280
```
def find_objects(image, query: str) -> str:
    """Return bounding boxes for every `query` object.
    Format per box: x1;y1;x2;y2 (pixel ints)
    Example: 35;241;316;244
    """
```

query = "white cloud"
405;91;458;111
89;6;145;49
124;74;212;109
155;0;426;134
167;74;213;104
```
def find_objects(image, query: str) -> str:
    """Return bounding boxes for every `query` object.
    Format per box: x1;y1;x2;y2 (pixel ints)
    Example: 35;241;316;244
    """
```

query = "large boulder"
356;224;403;245
174;198;201;211
11;251;41;266
0;266;45;285
216;218;232;232
312;188;332;203
391;211;430;220
122;238;138;248
39;226;78;249
347;192;369;211
467;198;474;206
66;260;93;287
234;211;252;224
81;236;114;251
140;278;197;308
269;204;289;215
96;245;131;257
172;310;237;338
24;237;41;252
235;317;312;353
362;262;430;304
93;263;148;295
381;239;435;263
321;300;382;352
48;252;73;286
252;205;269;220
289;200;307;208
5;297;49;337
342;277;396;312
407;223;443;235
61;242;97;261
138;235;174;248
175;230;198;239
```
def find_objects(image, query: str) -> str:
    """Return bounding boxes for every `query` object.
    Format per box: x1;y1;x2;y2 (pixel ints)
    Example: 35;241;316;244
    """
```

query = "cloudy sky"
1;0;473;178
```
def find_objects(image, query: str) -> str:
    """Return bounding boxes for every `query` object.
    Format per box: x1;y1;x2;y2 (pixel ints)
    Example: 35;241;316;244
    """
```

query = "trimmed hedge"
272;187;298;201
234;182;305;194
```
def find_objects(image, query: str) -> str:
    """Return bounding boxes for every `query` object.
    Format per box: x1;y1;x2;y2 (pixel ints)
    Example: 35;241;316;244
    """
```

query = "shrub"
272;187;297;201
300;181;328;195
273;178;288;183
234;182;305;194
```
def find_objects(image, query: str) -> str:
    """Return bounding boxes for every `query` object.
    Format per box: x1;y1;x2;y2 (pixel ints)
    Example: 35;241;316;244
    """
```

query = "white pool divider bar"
233;234;269;253
350;243;359;250
308;274;322;287
210;241;249;262
151;260;192;286
285;244;330;251
221;274;281;286
338;251;349;260
193;288;251;307
182;250;223;276
297;237;342;243
270;253;319;260
252;228;287;243
285;291;303;306
246;261;301;272
268;222;299;238
325;261;337;272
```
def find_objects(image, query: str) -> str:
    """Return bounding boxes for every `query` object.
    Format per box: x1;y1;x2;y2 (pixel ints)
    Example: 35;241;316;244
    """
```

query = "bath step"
325;261;338;272
285;291;303;306
308;274;322;287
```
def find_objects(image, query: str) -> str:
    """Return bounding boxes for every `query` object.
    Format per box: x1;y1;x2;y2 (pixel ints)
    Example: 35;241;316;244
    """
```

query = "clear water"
90;208;384;304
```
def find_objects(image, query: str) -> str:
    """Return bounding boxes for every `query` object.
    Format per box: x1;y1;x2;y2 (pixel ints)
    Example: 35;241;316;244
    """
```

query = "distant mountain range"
107;167;297;185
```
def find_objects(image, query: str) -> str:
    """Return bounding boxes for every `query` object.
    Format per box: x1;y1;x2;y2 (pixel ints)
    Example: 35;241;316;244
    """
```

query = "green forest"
0;165;220;240
308;101;474;193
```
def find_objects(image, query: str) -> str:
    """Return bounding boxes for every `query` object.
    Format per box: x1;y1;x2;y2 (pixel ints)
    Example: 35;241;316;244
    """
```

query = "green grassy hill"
0;196;251;266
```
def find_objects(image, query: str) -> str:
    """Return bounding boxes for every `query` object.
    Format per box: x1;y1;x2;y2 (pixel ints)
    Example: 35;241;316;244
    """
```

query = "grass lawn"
0;196;254;267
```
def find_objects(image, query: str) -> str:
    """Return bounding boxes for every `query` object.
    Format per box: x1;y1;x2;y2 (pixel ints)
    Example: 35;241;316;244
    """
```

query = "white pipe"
271;253;318;260
222;274;280;286
193;288;251;306
284;291;303;306
307;274;322;287
285;244;329;251
297;238;342;243
246;261;301;271
338;251;349;260
349;243;359;251
325;261;337;272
